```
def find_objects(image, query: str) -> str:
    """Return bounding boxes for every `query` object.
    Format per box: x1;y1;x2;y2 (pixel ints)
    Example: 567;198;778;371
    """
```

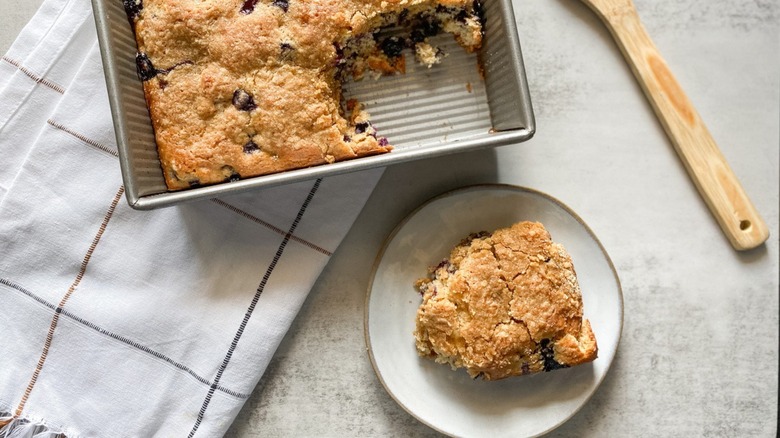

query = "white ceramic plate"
365;185;623;437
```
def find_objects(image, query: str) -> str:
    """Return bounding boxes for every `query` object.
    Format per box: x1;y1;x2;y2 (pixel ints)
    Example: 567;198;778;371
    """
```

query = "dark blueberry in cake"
123;0;143;21
343;135;351;142
232;89;257;111
240;0;258;14
435;259;451;271
378;137;389;147
472;231;491;239
333;43;346;67
410;29;426;43
455;9;468;23
354;121;370;134
540;339;569;372
221;165;241;182
135;56;193;81
473;0;486;28
272;0;289;12
379;36;404;58
424;18;441;37
279;42;295;60
243;140;260;154
135;52;157;81
422;17;441;37
411;16;441;43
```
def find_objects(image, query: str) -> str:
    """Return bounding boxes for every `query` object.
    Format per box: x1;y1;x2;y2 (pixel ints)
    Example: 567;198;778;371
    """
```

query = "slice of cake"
414;221;598;380
124;0;485;190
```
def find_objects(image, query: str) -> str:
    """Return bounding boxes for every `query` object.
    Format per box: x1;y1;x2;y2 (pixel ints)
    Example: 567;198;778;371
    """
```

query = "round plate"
365;185;623;437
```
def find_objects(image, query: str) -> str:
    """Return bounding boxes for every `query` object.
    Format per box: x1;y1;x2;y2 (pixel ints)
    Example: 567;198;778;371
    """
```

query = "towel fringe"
0;413;65;438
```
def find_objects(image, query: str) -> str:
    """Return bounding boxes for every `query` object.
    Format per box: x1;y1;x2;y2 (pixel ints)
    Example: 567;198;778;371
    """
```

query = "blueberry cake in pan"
414;221;598;380
123;0;485;190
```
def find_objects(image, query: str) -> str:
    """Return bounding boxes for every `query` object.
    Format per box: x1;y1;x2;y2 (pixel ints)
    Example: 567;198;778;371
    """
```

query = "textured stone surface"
3;0;777;436
0;1;43;55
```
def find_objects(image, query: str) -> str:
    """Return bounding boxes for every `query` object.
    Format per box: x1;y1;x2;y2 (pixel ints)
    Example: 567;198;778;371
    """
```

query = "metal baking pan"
91;0;535;210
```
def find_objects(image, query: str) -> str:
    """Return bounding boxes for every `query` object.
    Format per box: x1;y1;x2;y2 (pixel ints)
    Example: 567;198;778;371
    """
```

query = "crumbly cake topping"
414;221;598;380
124;0;484;190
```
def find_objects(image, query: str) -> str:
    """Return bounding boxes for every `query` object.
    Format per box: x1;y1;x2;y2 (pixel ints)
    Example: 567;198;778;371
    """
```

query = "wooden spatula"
577;0;768;251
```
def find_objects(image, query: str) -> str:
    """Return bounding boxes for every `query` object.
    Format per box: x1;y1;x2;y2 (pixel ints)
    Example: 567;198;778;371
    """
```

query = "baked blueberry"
332;43;346;67
435;259;451;271
474;0;486;28
280;42;295;60
272;0;289;12
240;0;258;14
354;121;370;134
135;52;157;81
243;140;261;153
420;16;441;38
123;0;143;21
232;89;257;111
540;339;569;372
135;57;192;82
410;29;426;43
380;36;404;58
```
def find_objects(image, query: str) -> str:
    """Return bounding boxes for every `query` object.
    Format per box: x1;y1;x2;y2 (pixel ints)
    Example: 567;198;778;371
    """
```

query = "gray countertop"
3;0;778;436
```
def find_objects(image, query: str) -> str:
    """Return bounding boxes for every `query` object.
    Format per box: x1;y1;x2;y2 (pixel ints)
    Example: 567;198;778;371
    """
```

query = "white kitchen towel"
0;0;383;436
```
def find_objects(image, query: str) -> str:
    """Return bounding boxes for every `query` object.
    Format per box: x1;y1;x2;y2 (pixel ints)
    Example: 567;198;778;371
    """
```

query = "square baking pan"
91;0;535;210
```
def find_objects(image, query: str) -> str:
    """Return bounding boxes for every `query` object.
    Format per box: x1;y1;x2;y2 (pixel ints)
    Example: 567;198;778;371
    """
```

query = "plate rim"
363;183;624;437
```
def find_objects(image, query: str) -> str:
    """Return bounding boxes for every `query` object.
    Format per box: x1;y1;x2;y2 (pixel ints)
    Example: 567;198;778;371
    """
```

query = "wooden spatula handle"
585;1;768;250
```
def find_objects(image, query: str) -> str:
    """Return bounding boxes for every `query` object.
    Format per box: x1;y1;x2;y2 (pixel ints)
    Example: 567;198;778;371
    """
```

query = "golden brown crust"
414;221;598;380
128;0;483;190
